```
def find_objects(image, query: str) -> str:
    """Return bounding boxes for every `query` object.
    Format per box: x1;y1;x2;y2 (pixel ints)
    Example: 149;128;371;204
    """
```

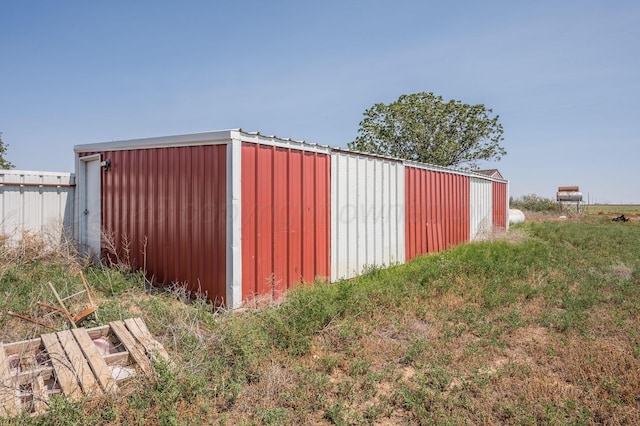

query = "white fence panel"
331;152;405;281
0;170;75;244
470;177;492;239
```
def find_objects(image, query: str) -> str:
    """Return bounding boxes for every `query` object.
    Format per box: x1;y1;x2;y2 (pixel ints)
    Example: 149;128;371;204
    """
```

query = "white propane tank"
509;208;525;224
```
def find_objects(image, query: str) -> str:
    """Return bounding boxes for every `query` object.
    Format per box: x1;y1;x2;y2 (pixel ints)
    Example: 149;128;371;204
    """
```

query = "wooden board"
104;351;131;366
13;366;53;386
109;321;152;375
31;373;49;414
85;325;111;340
57;330;102;395
124;318;171;363
40;333;81;399
18;354;48;413
3;338;42;357
71;329;117;393
0;342;17;416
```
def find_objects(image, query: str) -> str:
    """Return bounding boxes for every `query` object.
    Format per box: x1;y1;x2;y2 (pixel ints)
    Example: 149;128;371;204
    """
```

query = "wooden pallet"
0;317;169;417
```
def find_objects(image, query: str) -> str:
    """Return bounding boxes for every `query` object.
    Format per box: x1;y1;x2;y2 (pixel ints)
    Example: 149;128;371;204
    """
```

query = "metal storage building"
74;129;508;308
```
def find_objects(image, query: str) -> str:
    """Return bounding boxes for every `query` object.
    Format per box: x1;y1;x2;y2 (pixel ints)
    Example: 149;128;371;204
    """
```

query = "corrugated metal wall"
0;170;75;243
405;167;470;260
99;145;228;302
492;181;508;229
470;177;493;239
330;151;405;281
241;142;330;300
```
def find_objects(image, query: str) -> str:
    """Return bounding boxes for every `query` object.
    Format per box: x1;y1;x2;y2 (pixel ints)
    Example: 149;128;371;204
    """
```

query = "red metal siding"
405;167;470;261
241;142;330;300
492;181;508;229
96;145;227;302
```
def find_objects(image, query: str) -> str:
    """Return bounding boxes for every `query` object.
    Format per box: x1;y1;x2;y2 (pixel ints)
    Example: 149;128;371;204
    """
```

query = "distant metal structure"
0;170;75;244
557;185;583;214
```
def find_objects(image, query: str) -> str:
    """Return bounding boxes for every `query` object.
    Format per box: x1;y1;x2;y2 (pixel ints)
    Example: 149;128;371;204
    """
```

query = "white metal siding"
330;152;405;281
470;177;492;239
0;170;75;244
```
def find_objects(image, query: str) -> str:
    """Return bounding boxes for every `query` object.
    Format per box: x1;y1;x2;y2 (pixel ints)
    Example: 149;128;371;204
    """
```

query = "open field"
1;216;639;425
584;204;640;216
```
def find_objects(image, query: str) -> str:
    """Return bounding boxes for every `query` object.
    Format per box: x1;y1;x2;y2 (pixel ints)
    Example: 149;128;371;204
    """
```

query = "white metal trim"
403;160;508;183
74;130;235;153
239;134;332;154
72;129;508;185
73;129;332;155
73;129;336;156
329;146;404;163
0;170;75;181
226;135;243;308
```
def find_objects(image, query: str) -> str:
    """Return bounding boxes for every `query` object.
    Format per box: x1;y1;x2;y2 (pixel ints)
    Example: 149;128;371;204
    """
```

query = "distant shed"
475;169;504;179
74;129;508;308
0;170;75;244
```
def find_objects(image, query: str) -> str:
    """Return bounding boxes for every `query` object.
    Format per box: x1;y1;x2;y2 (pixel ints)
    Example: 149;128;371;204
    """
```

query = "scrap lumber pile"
0;317;169;417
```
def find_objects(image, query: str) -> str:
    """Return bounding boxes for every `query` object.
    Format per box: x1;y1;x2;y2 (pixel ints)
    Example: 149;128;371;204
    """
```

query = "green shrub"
510;194;557;212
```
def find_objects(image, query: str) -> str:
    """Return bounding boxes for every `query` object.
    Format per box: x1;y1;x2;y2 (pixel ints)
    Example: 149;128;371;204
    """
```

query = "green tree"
348;92;506;169
0;132;15;169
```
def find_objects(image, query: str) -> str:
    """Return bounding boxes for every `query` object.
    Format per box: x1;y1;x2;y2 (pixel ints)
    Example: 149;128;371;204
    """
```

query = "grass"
1;216;639;424
583;204;640;215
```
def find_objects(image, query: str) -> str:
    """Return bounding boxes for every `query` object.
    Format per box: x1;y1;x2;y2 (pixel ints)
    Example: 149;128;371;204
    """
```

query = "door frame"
77;154;102;256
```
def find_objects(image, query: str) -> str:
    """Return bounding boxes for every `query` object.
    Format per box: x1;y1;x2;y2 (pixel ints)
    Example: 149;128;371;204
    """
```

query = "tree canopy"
0;132;15;169
348;92;506;169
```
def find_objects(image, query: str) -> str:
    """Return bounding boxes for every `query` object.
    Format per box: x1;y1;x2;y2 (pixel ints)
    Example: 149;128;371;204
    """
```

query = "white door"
80;156;102;257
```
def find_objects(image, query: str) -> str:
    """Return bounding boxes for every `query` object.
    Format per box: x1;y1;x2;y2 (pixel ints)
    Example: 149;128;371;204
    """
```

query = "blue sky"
2;1;638;203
